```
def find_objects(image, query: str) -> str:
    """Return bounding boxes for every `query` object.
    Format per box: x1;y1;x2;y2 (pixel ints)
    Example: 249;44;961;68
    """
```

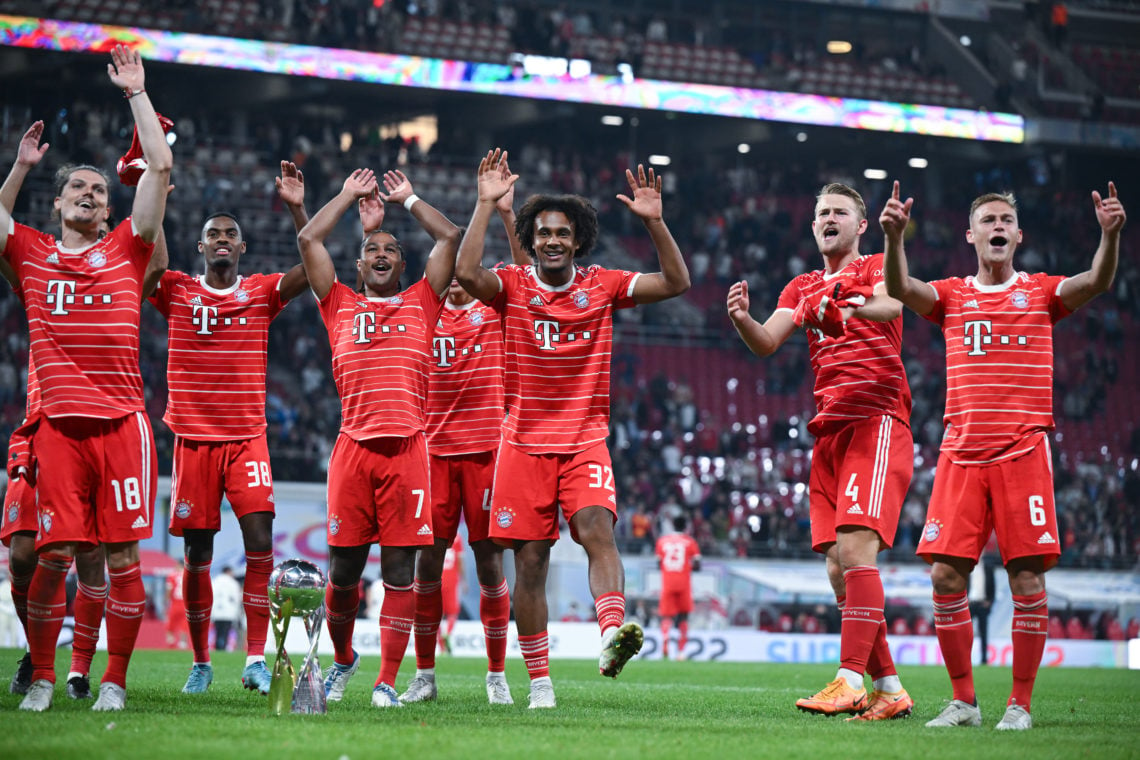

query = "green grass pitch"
2;647;1137;759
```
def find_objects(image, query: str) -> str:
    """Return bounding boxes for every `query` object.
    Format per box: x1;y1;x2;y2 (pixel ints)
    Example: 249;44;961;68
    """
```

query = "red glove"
833;283;874;308
116;113;175;186
792;293;846;339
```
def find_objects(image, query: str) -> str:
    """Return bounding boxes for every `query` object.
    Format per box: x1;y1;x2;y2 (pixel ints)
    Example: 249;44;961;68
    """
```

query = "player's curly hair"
969;192;1018;223
815;183;867;221
514;194;599;259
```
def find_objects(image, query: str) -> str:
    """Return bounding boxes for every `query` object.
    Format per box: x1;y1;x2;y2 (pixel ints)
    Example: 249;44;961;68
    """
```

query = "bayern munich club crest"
468;309;484;326
923;519;944;543
573;291;589;309
1010;291;1029;309
6;502;18;525
234;289;250;303
495;508;515;529
328;514;341;536
39;508;53;535
87;250;107;268
174;500;193;519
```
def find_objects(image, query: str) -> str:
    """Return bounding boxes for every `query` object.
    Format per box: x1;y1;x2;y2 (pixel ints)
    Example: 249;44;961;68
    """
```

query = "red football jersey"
425;299;505;456
656;532;701;596
776;254;911;435
2;220;152;418
318;277;444;441
150;271;287;441
488;264;638;453
925;271;1070;464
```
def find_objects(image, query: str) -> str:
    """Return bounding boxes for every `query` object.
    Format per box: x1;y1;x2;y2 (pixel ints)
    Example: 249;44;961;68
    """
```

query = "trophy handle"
268;597;296;715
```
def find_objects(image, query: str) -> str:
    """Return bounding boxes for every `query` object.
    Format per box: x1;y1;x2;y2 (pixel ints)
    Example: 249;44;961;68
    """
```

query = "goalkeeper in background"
726;182;915;721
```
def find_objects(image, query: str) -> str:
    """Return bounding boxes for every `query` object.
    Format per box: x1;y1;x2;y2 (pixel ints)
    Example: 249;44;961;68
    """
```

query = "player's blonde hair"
969;192;1017;223
815;183;867;221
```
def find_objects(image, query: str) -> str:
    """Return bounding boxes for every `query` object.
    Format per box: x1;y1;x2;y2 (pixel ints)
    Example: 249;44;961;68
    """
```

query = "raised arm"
1060;181;1126;312
108;44;172;244
620;165;691;304
726;280;796;357
880;180;936;316
0;121;50;286
0;121;48;214
141;226;168;301
457;149;518;303
378;169;461;296
496;157;529;266
297;169;377;300
275;160;311;301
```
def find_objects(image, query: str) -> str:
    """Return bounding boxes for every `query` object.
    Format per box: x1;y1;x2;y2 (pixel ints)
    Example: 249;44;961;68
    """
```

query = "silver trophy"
267;558;327;715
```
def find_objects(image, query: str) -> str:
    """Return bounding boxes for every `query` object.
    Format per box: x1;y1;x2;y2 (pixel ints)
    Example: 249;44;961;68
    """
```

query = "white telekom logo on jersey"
46;279;77;315
353;311;377;344
963;318;1029;357
192;303;219;335
433;336;457;368
534;319;560;350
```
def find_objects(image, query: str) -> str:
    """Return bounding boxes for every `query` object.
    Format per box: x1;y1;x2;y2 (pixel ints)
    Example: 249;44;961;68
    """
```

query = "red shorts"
489;441;618;544
1;476;37;546
34;413;158;549
429;450;495;543
169;435;276;536
918;435;1060;568
658;588;693;618
809;415;913;552
326;432;433;548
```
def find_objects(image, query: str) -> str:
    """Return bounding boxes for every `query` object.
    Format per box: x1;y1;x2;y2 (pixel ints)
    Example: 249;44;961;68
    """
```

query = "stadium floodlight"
648;154;671;166
601;115;624;126
864;168;888;180
908;157;928;168
826;40;853;54
796;132;808;143
737;143;750;154
960;35;972;46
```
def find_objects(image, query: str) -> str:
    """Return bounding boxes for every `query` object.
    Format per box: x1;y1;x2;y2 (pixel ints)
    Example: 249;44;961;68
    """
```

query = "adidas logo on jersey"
46;252;60;264
963;299;979;308
529;296;543;306
191;296;203;306
1037;531;1056;545
131;515;148;529
847;504;863;515
417;524;432;536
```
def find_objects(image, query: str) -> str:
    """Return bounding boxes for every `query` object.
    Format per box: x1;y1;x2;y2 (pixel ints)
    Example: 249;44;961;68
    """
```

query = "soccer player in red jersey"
727;183;915;720
401;176;527;706
1;123;153;701
456;149;690;708
0;45;172;713
147;160;310;696
883;180;1126;730
298;167;460;708
655;515;701;660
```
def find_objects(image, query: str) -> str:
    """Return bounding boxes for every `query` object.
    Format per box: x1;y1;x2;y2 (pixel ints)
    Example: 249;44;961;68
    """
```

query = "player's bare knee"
929;560;971;595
